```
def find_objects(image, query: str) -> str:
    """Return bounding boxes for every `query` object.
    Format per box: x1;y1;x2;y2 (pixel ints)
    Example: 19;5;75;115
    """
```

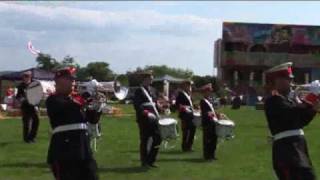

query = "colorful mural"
223;22;320;46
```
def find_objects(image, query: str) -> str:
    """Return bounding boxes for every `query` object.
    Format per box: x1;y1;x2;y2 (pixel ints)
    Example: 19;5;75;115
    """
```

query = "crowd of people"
5;61;320;180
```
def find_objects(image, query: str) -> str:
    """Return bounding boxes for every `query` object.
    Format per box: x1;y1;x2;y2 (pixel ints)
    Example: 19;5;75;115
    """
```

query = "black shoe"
141;163;150;168
28;139;36;143
149;164;158;168
183;149;194;152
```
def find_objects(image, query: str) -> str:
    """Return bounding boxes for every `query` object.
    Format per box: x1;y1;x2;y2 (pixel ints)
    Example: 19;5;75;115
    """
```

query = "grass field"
1;105;320;180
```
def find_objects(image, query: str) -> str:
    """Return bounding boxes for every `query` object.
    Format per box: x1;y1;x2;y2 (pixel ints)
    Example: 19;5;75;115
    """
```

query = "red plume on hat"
54;66;77;79
68;66;77;74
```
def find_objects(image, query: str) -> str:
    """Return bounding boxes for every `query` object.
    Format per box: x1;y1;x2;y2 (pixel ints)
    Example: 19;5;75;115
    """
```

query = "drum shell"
215;120;235;139
26;81;44;105
26;80;55;105
192;112;202;127
158;118;178;140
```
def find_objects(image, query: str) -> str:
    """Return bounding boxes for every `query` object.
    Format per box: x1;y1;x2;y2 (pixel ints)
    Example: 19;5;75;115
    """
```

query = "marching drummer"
264;62;318;180
199;83;218;161
175;79;196;152
16;70;39;143
46;67;99;180
133;70;162;168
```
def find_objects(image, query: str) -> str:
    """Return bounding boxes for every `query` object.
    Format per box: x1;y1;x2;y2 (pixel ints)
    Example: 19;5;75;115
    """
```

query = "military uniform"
16;79;39;143
46;68;98;180
200;83;218;160
176;89;196;152
264;62;317;180
133;85;161;167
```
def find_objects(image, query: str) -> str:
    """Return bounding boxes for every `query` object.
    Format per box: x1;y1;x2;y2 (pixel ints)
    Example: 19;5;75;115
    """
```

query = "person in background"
4;87;15;110
16;71;39;143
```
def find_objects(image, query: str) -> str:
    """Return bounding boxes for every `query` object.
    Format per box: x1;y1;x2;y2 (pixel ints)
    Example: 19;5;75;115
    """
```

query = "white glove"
147;112;157;120
185;106;193;113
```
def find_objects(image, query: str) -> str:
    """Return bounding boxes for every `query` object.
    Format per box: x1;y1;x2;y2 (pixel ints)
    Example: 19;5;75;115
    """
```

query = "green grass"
1;105;320;180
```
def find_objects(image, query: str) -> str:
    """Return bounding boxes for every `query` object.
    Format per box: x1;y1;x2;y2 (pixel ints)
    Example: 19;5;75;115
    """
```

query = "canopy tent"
0;68;54;81
153;74;186;83
0;68;55;100
152;74;189;99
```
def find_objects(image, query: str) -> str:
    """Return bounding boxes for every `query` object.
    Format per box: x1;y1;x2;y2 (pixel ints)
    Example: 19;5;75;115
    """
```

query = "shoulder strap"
141;86;160;117
182;91;193;109
203;98;217;118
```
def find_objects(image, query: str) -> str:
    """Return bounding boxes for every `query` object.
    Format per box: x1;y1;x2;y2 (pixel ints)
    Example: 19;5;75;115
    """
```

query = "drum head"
217;119;235;126
26;81;44;105
159;118;177;125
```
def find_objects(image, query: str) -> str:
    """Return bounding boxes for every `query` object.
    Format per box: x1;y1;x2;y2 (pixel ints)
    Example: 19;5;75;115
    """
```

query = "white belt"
273;129;304;141
52;123;88;134
142;102;155;106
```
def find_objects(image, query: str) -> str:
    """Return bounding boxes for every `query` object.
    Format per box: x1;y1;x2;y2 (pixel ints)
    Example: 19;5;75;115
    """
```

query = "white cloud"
0;2;219;75
0;2;219;33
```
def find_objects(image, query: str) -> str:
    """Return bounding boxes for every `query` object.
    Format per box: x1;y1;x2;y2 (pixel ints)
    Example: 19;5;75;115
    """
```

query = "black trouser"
21;104;39;142
50;159;99;180
273;136;316;180
137;120;161;166
274;164;316;180
181;119;196;151
203;124;217;160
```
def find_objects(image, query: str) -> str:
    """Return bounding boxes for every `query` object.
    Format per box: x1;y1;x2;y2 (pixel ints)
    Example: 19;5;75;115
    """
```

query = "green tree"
61;55;80;69
36;53;59;71
115;74;129;86
83;62;114;81
132;65;193;79
76;67;90;81
192;75;216;88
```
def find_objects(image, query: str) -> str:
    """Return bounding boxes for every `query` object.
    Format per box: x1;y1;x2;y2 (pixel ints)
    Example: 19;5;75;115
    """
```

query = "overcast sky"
1;1;320;75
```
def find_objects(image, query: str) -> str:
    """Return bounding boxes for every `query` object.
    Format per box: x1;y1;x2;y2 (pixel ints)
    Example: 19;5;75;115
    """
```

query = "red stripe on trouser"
283;167;290;180
51;162;61;180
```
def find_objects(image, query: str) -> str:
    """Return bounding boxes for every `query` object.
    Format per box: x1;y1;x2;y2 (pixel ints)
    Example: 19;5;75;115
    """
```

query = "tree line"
35;53;217;88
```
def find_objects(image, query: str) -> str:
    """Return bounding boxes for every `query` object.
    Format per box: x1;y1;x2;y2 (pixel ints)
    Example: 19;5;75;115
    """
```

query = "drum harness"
182;91;194;112
142;87;180;150
203;98;218;122
141;87;160;118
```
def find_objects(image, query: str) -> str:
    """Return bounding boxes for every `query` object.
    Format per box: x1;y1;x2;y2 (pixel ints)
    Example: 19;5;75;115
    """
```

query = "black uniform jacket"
133;86;159;123
264;94;316;168
46;94;93;164
175;91;194;121
200;98;216;127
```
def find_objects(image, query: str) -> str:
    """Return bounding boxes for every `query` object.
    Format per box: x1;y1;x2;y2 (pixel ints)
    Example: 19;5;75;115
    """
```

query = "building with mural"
214;22;320;97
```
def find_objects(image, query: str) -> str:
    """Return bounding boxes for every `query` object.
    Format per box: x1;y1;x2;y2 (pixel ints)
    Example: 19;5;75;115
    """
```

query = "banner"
223;22;320;46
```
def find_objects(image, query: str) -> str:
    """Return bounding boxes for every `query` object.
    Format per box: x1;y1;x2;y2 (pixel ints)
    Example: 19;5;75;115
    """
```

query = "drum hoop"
159;118;177;125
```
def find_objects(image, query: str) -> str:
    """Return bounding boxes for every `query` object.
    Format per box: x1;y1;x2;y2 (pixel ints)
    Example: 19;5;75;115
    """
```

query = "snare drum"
26;80;55;105
26;81;44;105
192;111;202;127
215;119;235;139
158;118;178;140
